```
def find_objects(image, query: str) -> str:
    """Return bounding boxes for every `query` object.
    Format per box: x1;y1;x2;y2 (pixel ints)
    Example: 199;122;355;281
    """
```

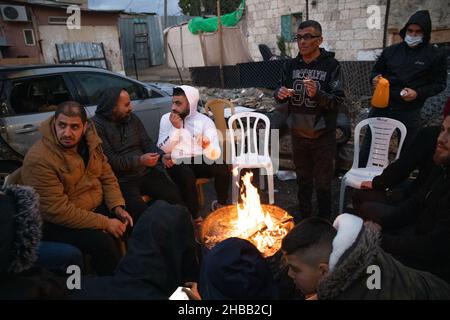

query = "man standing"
361;10;447;165
157;85;230;224
275;20;345;220
21;101;133;275
93;87;184;221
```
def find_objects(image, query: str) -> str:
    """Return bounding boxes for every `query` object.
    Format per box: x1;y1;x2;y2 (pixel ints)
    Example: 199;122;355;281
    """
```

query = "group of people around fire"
1;10;450;300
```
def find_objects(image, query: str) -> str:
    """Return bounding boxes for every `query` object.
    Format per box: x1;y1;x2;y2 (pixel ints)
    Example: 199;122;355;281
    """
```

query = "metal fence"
119;15;193;72
56;42;107;69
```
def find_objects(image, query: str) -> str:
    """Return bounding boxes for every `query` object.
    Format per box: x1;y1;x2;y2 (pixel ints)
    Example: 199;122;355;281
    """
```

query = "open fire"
202;172;293;257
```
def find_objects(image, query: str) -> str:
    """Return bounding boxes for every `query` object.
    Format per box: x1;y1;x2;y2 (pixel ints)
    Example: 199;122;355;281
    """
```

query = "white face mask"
405;34;423;47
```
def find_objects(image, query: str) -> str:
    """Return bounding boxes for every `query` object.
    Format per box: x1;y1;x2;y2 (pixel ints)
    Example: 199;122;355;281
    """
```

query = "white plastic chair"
228;112;274;204
339;117;407;212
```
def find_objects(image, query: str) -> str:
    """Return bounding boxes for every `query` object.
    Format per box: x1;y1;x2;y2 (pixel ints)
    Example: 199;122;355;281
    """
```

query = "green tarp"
188;0;245;34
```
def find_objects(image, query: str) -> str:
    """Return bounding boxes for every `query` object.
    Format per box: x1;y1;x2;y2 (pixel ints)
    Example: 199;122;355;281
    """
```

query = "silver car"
0;64;174;178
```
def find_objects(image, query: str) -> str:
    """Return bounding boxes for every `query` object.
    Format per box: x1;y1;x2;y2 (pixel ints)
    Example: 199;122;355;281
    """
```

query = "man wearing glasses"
360;10;447;166
275;20;345;221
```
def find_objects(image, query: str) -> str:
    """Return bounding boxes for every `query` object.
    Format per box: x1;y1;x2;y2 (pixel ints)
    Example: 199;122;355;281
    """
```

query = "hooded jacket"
378;165;450;282
274;48;345;139
21;116;125;230
93;87;164;182
317;214;450;300
0;185;67;299
370;10;447;111
73;201;198;300
157;85;221;161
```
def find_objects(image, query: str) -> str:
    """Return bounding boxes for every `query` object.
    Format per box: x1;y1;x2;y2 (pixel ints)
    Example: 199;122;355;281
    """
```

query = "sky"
88;0;182;15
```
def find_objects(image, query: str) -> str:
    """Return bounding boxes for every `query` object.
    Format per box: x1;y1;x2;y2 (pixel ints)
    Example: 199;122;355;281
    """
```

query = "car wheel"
0;160;22;187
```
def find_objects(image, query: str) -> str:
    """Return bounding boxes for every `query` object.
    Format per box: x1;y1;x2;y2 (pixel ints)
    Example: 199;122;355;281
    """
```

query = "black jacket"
372;125;440;191
0;185;67;299
275;48;345;139
93;87;164;182
380;165;450;282
73;201;198;300
370;10;447;111
318;222;450;300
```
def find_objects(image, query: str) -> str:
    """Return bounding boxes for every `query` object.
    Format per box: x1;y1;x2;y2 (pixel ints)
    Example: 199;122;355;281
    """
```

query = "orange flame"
236;172;286;253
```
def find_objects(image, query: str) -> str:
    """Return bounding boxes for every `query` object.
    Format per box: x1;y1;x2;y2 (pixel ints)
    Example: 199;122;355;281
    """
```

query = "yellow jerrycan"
371;77;390;108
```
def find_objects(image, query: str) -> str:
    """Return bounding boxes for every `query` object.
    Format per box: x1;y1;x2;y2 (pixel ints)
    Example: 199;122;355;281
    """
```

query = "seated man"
93;87;184;221
282;215;450;300
354;98;450;210
21;101;133;276
157;85;231;223
358;112;450;282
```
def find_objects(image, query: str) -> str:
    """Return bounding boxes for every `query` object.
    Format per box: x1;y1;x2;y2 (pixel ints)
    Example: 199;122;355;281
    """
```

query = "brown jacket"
21;116;125;230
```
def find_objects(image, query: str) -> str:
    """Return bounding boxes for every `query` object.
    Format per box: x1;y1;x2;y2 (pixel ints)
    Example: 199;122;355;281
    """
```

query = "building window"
23;29;35;46
281;12;303;41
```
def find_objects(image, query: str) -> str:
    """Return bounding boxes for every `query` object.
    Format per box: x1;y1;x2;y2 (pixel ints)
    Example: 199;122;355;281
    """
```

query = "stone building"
244;0;450;61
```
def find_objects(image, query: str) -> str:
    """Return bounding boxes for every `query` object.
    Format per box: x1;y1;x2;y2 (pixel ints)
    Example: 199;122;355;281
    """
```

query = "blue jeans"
36;241;84;274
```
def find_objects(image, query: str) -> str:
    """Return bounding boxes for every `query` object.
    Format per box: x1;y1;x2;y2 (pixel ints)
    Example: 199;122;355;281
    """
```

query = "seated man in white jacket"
157;85;230;228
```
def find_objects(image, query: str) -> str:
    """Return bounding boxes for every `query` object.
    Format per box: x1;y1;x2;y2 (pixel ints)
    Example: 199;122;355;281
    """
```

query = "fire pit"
201;172;294;257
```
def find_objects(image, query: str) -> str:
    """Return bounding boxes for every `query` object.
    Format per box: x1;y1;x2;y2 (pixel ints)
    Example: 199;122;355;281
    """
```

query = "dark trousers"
359;107;422;167
292;132;336;220
43;204;121;276
167;158;230;218
119;168;185;222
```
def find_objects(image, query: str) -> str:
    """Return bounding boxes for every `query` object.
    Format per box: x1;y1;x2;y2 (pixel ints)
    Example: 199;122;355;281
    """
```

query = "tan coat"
21;116;125;230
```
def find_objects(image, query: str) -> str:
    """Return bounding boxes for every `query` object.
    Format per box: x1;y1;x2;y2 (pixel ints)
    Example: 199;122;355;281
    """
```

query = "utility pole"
217;0;225;88
164;0;168;29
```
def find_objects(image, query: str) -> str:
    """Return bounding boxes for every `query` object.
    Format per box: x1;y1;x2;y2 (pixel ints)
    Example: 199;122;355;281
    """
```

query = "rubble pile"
198;87;278;113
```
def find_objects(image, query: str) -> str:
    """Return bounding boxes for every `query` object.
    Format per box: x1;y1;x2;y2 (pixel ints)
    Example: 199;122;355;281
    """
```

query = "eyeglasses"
294;34;321;41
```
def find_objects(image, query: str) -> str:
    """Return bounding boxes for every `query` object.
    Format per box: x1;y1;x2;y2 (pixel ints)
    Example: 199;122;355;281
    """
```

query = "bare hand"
360;181;373;189
169;112;183;129
114;206;133;227
277;86;294;100
372;74;382;87
200;136;210;149
140;153;160;167
401;88;418;102
183;282;201;300
162;153;174;168
106;218;126;238
303;79;318;97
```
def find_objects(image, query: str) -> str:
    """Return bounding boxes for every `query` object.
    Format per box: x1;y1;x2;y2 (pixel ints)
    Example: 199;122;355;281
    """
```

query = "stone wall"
245;0;449;62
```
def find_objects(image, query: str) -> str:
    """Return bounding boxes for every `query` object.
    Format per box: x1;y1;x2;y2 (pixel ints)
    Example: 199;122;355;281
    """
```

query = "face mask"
404;34;423;47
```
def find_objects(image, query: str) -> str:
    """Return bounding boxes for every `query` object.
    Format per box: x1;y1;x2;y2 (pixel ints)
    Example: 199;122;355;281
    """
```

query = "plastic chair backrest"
353;117;407;169
205;99;235;137
228;112;270;160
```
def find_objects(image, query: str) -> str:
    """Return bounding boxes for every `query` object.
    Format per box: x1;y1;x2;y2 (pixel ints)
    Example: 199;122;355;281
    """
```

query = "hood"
40;116;102;153
199;237;279;300
399;10;432;45
95;87;123;120
317;214;380;300
297;47;336;62
0;185;41;274
176;85;199;118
